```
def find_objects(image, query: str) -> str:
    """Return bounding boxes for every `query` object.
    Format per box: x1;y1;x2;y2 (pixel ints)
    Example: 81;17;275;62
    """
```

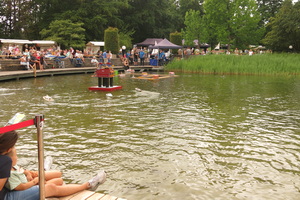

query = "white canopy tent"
85;41;105;54
0;39;57;50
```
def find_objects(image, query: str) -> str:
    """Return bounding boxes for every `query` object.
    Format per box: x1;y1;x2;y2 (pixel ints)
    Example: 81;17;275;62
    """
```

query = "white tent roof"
86;41;105;46
0;39;56;45
31;40;56;45
0;39;30;44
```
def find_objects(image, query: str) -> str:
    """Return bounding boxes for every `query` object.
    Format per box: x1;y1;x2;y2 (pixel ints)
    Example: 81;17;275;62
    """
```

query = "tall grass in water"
166;54;300;75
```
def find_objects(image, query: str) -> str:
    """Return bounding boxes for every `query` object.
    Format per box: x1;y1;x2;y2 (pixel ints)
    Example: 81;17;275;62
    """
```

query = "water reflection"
0;74;299;200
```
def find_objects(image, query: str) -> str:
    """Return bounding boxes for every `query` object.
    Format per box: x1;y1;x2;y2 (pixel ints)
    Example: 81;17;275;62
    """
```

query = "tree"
119;0;180;43
104;27;119;54
262;0;300;52
175;0;204;30
170;31;182;54
230;0;264;49
0;0;37;39
119;29;135;51
40;20;86;49
257;0;284;25
182;10;203;47
203;0;231;49
58;0;128;42
203;0;263;50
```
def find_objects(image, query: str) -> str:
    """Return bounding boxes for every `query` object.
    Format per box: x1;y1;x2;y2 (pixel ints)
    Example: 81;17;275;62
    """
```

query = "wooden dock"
0;65;163;82
46;190;126;200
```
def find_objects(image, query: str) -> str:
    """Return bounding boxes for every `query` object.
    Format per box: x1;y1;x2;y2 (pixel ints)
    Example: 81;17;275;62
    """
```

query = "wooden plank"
67;190;95;200
46;192;126;200
98;194;118;200
85;193;105;200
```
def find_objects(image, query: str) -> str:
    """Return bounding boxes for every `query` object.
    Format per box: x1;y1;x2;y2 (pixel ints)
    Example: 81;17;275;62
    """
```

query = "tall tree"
256;0;284;25
203;0;263;50
0;0;34;39
230;0;264;49
40;19;86;49
175;0;204;30
58;0;128;41
262;0;300;52
120;0;180;43
182;10;203;47
203;0;231;49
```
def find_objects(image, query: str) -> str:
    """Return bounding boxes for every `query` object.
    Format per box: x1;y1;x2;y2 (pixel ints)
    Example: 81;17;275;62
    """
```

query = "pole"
35;115;45;200
33;64;37;78
157;48;159;66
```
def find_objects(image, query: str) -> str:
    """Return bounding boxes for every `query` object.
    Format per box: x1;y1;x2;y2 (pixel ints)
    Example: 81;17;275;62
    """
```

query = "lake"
0;73;299;200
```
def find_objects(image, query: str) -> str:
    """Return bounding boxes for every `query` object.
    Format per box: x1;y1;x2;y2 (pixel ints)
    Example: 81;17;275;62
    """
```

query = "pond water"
0;73;299;200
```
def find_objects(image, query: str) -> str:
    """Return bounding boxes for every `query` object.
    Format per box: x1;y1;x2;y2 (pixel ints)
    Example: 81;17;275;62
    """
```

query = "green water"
0;73;299;200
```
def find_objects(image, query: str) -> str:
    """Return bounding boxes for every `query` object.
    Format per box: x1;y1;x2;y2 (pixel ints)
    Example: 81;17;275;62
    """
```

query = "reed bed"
166;54;300;75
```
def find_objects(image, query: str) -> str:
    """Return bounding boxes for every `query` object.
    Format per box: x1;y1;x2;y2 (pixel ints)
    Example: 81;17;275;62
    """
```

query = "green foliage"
230;0;264;49
257;0;284;25
170;32;182;45
203;0;263;50
182;10;203;47
40;20;86;49
0;0;297;54
119;29;135;50
166;54;300;75
120;0;181;43
104;27;119;54
170;32;183;54
262;0;300;52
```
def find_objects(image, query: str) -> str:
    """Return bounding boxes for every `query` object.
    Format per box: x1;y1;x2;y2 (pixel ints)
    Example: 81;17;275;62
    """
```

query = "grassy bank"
166;54;300;75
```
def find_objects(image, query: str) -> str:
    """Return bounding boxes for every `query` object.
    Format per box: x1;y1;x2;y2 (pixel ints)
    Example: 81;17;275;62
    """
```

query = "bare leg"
45;171;62;181
44;182;89;197
46;178;63;186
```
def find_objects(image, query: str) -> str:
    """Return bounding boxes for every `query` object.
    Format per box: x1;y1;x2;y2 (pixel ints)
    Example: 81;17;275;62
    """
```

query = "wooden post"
35;115;45;200
33;64;37;77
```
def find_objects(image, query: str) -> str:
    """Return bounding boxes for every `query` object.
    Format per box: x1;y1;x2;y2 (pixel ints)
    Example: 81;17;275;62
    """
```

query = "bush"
104;27;119;54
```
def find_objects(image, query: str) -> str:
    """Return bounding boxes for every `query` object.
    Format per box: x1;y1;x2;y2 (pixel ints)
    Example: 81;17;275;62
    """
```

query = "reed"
166;54;300;75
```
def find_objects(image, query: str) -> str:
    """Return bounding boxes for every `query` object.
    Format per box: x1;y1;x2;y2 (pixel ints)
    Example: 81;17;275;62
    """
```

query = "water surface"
0;73;299;200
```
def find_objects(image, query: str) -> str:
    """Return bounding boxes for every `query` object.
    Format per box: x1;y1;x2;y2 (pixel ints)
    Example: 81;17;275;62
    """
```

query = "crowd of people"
0;43;273;71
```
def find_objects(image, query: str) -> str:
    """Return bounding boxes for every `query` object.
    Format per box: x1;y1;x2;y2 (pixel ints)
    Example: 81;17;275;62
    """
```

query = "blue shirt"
159;52;165;59
139;51;145;58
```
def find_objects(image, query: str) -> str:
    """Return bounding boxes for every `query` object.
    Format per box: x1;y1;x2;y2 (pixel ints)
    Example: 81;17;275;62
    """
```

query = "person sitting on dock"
123;58;130;70
20;54;30;70
5;148;64;191
5;146;107;198
1;130;106;200
91;56;99;68
29;52;40;70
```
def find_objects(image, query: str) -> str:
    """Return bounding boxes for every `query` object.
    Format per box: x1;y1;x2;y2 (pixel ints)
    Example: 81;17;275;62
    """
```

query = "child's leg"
46;178;64;186
44;182;89;197
45;170;62;181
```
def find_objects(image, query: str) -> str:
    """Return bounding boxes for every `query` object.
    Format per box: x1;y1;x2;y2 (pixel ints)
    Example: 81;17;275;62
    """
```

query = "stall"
85;41;105;55
148;38;183;66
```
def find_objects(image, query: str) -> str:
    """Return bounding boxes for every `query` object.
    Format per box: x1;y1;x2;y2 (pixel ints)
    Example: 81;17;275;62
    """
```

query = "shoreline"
0;65;163;82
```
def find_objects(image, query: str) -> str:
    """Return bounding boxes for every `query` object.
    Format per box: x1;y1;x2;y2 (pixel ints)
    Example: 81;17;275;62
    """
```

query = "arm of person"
13;177;38;191
0;178;8;190
24;169;33;181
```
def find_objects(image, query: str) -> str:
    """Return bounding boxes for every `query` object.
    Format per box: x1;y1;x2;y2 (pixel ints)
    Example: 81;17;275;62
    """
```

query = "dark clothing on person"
0;155;12;200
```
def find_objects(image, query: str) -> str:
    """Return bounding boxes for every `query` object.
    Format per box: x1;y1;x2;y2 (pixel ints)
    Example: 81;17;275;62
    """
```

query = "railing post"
35;115;45;200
